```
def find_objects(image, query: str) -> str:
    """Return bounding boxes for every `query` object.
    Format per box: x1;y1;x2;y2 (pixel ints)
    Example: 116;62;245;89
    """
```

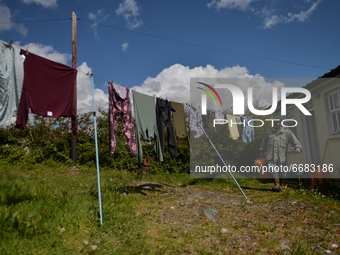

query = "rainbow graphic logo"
196;82;223;107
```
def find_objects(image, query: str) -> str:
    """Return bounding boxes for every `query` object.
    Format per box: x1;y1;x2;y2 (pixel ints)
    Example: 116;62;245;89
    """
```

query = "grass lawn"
0;163;339;254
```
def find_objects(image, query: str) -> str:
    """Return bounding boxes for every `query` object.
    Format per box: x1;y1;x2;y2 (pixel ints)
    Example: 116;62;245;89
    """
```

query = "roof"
287;65;340;99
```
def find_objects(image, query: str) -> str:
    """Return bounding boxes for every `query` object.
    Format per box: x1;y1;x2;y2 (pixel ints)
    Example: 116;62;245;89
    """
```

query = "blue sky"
0;0;339;113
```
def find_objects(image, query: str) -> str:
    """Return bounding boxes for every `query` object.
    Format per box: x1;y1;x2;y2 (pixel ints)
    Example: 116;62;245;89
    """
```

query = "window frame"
326;88;340;135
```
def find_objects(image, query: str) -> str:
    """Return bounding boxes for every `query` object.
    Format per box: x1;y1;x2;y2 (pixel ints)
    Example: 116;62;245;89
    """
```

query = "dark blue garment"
241;116;254;143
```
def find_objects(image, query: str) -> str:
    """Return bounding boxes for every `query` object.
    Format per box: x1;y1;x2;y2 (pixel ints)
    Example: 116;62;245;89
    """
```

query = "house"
284;66;340;179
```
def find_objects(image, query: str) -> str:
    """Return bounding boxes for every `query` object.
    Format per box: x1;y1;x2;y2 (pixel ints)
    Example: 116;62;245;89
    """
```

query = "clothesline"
0;41;255;147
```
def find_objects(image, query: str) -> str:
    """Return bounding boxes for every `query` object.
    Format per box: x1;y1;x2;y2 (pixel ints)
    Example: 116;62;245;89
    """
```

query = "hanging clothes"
170;101;188;138
205;109;215;129
108;82;137;156
241;116;255;143
189;106;204;138
215;111;224;120
227;115;239;140
0;40;20;126
16;49;77;134
156;98;177;157
132;90;163;164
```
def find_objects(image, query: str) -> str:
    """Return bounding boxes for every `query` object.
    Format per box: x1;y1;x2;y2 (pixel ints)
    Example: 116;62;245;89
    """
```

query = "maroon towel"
16;49;78;134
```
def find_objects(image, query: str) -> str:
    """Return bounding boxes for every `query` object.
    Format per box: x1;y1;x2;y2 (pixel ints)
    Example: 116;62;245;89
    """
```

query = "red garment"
16;49;77;134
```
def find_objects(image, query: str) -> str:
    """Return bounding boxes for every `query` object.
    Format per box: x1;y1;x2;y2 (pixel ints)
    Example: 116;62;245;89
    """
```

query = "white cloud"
88;9;109;39
208;0;323;29
121;42;129;51
21;0;57;8
131;63;283;112
0;1;27;36
263;0;322;29
116;0;143;30
208;0;255;11
76;62;108;114
286;0;321;22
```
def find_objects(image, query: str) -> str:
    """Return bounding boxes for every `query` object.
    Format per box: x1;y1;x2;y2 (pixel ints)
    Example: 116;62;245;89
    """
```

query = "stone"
198;207;218;223
220;228;229;234
91;245;98;251
231;200;242;206
331;244;338;248
60;227;66;233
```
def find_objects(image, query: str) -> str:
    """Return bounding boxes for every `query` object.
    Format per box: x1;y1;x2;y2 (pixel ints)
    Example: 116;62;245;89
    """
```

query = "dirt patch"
133;182;340;254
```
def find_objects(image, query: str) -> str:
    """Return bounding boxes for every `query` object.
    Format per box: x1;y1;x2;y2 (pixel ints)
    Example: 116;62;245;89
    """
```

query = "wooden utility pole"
71;11;77;164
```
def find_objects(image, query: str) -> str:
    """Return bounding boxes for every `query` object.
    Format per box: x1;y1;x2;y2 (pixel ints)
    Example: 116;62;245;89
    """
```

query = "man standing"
259;116;302;192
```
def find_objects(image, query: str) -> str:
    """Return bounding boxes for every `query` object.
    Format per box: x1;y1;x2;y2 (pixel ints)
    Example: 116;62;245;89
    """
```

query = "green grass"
0;163;339;254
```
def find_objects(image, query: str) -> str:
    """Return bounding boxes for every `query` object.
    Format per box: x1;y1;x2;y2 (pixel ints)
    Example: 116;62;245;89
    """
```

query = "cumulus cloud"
208;0;323;29
21;0;57;8
131;63;283;113
0;1;27;36
88;9;109;39
76;62;108;114
116;0;143;30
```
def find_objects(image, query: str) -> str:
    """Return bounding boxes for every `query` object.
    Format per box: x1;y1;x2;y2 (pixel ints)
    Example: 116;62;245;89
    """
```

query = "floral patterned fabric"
108;82;137;156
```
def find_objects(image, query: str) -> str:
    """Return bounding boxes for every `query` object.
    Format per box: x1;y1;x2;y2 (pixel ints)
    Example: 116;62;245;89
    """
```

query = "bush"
0;108;190;174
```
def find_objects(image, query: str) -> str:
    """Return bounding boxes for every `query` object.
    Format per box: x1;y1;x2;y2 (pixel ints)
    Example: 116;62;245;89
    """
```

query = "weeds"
0;163;339;254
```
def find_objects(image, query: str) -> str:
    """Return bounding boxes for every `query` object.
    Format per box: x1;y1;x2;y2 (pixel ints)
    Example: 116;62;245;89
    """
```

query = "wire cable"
78;18;331;71
0;18;71;24
1;17;332;71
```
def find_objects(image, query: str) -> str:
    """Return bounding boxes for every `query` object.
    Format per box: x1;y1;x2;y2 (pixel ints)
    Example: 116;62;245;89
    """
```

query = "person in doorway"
259;116;302;192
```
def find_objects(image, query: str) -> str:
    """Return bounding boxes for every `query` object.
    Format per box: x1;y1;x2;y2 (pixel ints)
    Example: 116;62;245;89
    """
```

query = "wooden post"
71;11;77;164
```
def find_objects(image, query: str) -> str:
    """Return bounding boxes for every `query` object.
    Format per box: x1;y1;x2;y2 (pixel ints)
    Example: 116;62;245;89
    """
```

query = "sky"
1;0;340;114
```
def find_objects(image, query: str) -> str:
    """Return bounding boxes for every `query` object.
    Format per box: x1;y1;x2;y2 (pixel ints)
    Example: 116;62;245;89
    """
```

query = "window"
328;89;340;134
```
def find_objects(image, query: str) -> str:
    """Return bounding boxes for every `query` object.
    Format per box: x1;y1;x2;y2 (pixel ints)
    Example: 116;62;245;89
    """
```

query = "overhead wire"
77;18;332;71
1;17;333;82
0;18;71;24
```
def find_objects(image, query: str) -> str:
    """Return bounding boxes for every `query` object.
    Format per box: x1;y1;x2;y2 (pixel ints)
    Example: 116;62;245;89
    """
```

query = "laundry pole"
90;74;103;225
186;104;248;200
71;11;77;164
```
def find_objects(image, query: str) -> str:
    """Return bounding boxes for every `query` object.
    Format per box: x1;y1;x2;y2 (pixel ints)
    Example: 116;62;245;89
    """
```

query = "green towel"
0;40;20;126
132;90;163;164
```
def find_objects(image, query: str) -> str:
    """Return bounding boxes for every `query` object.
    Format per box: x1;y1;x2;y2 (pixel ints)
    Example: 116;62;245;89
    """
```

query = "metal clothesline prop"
186;104;248;200
90;73;103;225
